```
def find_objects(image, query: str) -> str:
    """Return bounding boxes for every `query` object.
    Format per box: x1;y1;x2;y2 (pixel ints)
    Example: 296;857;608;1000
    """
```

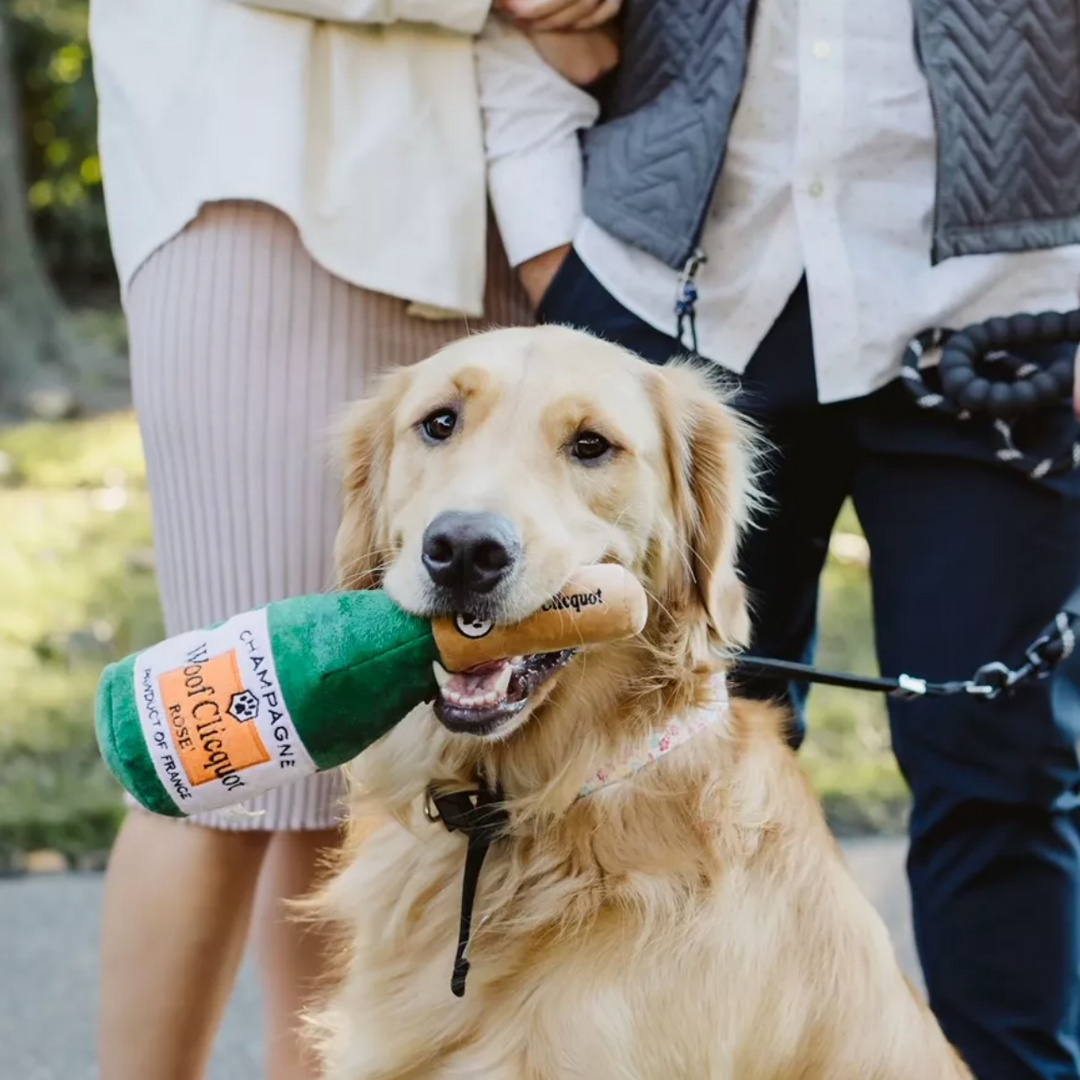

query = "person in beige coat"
88;2;618;1077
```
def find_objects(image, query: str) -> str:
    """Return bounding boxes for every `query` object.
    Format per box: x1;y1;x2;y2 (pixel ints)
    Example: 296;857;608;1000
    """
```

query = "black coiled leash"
899;308;1080;478
738;308;1080;699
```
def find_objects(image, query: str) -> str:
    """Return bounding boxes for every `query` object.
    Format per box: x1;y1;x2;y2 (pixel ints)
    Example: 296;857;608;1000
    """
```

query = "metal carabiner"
966;661;1017;700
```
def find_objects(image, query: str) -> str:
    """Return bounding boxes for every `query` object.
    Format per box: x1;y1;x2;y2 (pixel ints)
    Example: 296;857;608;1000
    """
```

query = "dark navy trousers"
539;250;1080;1080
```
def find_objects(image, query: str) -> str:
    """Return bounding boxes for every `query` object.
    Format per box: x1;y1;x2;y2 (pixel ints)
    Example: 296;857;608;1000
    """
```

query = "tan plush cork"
431;564;648;673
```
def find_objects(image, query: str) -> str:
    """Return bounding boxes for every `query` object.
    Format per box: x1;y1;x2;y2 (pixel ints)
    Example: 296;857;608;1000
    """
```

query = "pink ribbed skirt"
125;200;532;829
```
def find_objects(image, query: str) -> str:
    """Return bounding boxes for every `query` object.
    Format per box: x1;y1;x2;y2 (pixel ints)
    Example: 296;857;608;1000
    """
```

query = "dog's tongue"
449;660;506;695
437;658;515;708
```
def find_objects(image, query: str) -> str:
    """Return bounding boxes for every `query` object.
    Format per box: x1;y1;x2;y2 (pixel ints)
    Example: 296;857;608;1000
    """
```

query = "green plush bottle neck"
267;591;441;769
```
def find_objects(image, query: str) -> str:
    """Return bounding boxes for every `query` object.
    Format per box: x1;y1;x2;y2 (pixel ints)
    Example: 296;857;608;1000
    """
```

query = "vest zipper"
927;90;942;263
912;17;943;264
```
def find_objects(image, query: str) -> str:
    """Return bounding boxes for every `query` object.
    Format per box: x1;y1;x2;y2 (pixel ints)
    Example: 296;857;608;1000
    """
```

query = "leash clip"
969;612;1080;700
967;661;1019;700
1023;613;1076;679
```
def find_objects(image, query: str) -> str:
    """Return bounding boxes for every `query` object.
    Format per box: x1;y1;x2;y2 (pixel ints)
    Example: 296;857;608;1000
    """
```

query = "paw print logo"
227;689;260;723
454;613;493;639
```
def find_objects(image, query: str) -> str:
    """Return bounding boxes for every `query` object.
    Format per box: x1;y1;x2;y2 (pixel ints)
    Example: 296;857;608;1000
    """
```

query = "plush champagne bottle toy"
96;564;647;818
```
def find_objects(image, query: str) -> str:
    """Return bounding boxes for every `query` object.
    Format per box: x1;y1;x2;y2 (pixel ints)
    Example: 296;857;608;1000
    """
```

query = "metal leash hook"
964;663;1012;698
963;607;1079;701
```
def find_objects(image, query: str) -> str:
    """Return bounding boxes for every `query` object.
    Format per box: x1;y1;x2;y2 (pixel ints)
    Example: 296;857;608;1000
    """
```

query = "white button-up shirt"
91;0;492;315
478;1;1080;403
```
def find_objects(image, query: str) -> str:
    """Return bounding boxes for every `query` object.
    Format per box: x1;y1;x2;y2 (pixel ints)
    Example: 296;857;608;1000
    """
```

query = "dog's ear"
333;368;409;591
648;361;757;654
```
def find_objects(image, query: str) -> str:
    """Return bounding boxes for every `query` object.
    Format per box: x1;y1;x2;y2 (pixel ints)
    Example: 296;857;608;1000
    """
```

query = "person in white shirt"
88;3;617;1078
478;5;1080;1079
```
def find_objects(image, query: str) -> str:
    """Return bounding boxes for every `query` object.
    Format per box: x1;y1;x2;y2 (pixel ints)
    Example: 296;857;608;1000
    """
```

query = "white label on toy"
132;607;317;815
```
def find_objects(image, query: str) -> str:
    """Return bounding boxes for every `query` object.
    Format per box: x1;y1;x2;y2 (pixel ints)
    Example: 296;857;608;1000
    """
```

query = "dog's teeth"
438;668;511;712
493;665;513;697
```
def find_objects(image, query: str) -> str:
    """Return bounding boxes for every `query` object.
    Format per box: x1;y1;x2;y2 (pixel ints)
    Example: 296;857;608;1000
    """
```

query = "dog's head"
335;327;755;741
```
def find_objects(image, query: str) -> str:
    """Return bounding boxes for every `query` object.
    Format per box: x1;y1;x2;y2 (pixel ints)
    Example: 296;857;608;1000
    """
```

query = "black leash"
427;586;1080;999
422;308;1080;999
425;595;1080;1000
736;584;1080;701
425;783;508;998
737;309;1078;698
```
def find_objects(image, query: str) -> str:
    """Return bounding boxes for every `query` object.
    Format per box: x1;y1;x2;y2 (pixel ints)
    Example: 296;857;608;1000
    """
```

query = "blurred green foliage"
0;410;158;863
8;0;115;298
0;408;908;862
804;502;909;836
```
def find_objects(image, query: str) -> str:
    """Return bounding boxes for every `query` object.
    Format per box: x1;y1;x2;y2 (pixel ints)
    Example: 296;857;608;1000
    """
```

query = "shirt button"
808;180;825;198
812;40;831;60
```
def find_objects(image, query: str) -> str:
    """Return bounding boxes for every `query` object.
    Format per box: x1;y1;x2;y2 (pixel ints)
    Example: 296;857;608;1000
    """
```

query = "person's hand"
527;26;619;86
517;243;572;308
494;0;622;31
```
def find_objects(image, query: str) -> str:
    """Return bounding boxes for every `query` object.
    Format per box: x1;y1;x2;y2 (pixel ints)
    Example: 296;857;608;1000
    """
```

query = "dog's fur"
309;327;972;1079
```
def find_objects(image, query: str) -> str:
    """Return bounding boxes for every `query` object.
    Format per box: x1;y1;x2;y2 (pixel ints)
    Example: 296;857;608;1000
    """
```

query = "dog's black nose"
421;511;520;597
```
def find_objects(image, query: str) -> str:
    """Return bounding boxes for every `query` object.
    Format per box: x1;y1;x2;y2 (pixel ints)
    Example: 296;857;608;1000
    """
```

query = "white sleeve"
227;0;491;34
475;18;600;268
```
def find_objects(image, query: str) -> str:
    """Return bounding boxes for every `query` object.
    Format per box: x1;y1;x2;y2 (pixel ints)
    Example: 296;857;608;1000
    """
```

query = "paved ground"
0;837;916;1080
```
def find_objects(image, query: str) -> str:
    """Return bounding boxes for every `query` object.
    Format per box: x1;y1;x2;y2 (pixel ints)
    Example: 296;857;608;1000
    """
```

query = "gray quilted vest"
582;0;1080;273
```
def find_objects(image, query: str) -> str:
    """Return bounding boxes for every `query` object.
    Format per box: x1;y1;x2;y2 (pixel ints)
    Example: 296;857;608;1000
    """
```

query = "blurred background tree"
0;0;117;420
9;0;111;294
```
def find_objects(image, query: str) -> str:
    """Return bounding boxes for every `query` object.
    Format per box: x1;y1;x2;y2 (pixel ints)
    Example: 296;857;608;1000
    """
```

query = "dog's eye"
421;409;457;442
571;431;611;463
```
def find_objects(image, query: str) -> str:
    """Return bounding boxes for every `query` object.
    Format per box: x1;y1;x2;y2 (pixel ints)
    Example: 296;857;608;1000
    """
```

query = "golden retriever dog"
310;326;972;1079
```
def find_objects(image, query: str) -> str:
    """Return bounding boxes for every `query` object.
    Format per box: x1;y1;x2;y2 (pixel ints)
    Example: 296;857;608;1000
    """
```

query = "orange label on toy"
134;606;316;814
159;648;271;788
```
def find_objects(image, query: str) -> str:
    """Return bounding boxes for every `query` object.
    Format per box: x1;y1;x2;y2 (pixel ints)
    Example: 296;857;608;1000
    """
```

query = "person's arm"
228;0;617;35
494;0;621;31
476;17;606;303
526;26;619;89
230;0;492;32
228;0;492;33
